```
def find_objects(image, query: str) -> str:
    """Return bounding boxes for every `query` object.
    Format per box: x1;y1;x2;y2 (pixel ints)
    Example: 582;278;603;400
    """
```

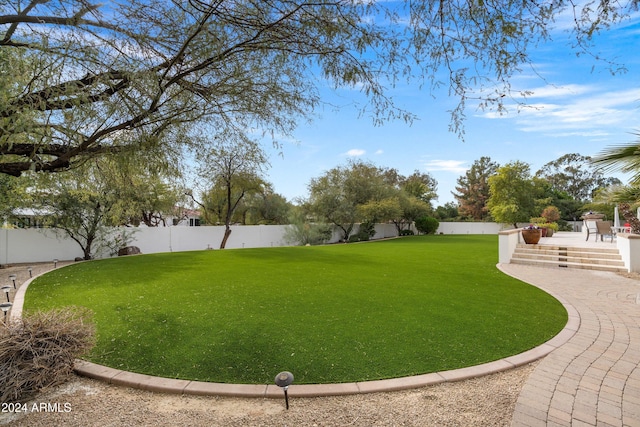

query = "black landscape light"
0;302;11;323
9;274;16;289
275;371;294;410
27;267;33;278
53;259;58;268
1;286;11;302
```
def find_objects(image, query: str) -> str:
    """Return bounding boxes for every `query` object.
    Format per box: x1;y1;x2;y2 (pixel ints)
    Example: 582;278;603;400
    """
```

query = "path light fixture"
0;302;12;323
274;371;294;410
53;259;58;268
9;274;16;289
1;286;11;302
27;267;33;278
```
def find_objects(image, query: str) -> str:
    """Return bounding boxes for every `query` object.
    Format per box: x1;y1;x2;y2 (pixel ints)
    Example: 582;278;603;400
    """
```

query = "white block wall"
0;222;504;264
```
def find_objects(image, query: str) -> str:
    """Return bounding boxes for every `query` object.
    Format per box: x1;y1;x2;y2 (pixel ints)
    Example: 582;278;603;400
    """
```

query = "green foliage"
529;216;558;233
582;202;615;222
535;153;622;202
192;133;269;248
556;219;574;232
593;134;640;185
392;194;432;233
400;171;438;207
529;217;546;225
399;229;415;236
552;196;586;222
25;237;567;384
415;216;439;234
26;153;179;259
244;188;291;225
434;202;461;221
3;1;632;176
283;209;333;246
487;161;538;228
0;174;26;221
308;161;435;239
349;221;376;242
358;198;403;224
308;160;398;241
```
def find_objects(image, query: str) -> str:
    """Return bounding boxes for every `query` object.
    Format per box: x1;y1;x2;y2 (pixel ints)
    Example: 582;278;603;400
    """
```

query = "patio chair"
583;219;599;241
595;220;615;243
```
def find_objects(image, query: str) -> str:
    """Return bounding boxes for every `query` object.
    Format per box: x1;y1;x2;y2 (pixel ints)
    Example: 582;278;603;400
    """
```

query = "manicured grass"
24;235;567;384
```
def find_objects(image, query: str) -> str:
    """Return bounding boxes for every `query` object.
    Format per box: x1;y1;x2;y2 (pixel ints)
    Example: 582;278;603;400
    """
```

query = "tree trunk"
220;226;232;249
83;238;93;260
619;203;640;234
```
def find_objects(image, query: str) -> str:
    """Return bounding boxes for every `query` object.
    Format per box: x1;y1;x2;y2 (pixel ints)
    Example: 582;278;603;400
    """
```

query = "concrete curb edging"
13;263;579;398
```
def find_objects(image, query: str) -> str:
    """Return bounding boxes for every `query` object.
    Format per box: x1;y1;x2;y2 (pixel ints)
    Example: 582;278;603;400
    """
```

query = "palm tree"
592;134;640;183
592;136;640;233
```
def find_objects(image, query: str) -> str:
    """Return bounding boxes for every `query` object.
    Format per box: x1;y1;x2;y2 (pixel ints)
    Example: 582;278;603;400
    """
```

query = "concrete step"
511;244;626;272
513;250;622;261
510;258;627;272
515;243;619;254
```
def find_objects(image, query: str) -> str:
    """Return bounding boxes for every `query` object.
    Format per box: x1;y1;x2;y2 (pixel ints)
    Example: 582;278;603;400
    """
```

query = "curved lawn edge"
12;262;580;398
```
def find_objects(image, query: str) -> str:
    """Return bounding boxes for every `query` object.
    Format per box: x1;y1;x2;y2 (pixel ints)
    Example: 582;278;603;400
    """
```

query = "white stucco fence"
0;225;292;264
436;222;505;234
0;222;505;264
1;223;410;264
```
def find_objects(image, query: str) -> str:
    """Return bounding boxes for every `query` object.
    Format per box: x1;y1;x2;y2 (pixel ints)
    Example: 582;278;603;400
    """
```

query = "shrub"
284;221;333;246
541;206;561;223
348;234;366;243
348;222;376;242
415;216;439;234
399;229;415;236
0;307;95;403
358;222;376;238
529;216;546;226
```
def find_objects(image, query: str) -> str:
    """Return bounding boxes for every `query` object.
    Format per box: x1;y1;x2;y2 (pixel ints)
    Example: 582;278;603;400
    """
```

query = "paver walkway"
499;264;640;427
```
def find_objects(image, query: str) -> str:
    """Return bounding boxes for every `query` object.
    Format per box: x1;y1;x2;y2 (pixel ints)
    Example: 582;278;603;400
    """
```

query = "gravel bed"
0;262;536;426
1;364;536;427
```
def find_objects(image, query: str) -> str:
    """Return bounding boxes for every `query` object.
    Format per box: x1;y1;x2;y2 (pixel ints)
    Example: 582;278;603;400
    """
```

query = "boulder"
118;246;142;256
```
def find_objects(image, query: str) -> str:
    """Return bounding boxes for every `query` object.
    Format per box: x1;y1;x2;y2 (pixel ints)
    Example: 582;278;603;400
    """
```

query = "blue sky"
262;8;640;206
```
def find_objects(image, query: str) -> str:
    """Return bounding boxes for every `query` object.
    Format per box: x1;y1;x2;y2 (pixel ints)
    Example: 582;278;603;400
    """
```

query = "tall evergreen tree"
453;157;498;220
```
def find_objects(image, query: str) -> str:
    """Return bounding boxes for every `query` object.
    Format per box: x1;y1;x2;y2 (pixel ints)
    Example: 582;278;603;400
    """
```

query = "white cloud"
375;149;384;155
523;84;592;98
423;160;468;173
479;86;640;137
344;149;366;156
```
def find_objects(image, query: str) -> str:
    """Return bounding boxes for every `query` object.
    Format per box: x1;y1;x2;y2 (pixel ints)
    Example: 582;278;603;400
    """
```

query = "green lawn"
24;235;567;384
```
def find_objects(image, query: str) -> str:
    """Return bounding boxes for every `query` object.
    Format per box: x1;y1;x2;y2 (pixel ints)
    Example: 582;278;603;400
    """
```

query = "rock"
74;257;84;262
118;246;142;256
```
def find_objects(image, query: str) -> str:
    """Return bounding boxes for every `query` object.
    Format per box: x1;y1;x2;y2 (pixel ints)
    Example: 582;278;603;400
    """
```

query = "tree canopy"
307;161;434;239
2;0;637;176
24;152;183;258
487;161;537;228
191;132;269;248
535;153;621;202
